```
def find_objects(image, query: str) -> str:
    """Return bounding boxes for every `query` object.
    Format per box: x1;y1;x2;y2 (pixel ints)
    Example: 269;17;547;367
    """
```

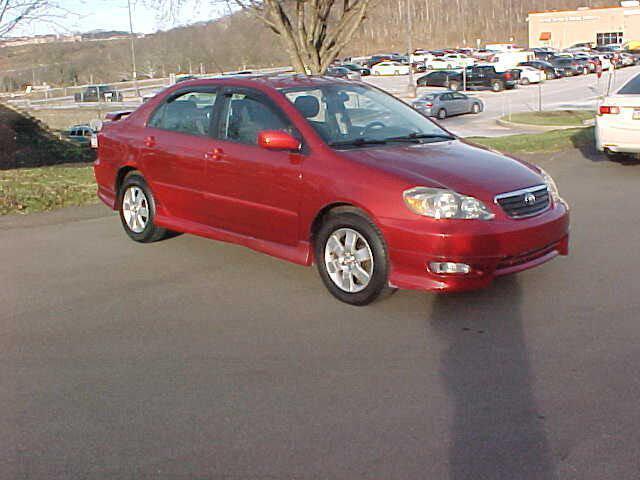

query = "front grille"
495;185;550;219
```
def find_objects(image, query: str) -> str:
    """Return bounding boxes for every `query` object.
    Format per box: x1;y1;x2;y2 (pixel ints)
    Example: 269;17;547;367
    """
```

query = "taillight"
504;72;512;80
425;103;433;107
599;105;620;115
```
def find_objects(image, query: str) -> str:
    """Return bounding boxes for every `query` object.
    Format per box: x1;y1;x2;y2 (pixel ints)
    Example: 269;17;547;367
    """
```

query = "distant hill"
0;0;614;90
80;30;130;40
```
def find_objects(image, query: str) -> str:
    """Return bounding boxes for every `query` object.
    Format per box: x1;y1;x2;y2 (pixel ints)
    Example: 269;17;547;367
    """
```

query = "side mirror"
257;130;301;152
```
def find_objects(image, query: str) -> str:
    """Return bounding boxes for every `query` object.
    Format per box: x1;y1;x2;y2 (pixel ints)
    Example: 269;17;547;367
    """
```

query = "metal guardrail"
1;66;295;105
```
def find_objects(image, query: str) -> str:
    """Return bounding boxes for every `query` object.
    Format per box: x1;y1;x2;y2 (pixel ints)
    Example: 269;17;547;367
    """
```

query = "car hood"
338;140;543;201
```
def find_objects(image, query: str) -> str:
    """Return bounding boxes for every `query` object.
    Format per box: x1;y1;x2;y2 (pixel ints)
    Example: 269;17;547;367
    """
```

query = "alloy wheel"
324;228;374;293
122;186;149;233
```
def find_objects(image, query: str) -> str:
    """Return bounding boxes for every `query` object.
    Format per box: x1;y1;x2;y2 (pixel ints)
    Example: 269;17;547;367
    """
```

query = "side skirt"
155;215;312;266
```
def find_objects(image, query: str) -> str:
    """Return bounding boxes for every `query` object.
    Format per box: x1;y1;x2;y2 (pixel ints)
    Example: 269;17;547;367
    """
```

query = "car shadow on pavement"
427;276;557;480
570;130;640;165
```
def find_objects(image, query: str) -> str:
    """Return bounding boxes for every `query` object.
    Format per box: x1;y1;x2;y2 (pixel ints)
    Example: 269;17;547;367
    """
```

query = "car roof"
166;74;355;91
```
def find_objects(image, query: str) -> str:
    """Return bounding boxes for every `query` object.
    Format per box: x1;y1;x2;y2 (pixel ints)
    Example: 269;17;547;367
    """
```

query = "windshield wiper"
328;138;388;148
384;132;456;143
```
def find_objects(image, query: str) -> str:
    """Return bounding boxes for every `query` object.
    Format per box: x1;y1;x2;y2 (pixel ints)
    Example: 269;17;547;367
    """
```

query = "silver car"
411;90;483;120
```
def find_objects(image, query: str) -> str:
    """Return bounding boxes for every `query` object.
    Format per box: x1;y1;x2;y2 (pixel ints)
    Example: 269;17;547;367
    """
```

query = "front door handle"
144;136;156;148
205;148;225;161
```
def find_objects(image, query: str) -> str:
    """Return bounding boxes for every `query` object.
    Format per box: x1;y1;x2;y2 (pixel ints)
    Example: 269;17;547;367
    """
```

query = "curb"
496;118;594;131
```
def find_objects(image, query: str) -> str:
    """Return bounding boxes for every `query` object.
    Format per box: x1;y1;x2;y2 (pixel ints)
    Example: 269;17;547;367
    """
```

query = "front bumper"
382;202;570;292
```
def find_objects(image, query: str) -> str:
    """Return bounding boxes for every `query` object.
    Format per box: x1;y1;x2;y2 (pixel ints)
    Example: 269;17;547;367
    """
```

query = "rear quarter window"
618;75;640;95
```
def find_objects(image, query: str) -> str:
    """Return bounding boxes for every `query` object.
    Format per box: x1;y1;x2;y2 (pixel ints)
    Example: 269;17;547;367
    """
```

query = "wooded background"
0;0;614;89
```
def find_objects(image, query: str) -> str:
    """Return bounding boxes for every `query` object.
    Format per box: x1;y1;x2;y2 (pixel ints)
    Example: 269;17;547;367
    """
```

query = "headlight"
538;168;561;202
403;187;495;220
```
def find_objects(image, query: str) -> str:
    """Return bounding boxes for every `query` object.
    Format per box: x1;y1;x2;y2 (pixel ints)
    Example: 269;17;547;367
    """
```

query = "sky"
10;0;225;36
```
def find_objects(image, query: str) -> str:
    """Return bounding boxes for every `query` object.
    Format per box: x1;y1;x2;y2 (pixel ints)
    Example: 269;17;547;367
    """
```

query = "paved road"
366;65;640;137
2;148;640;479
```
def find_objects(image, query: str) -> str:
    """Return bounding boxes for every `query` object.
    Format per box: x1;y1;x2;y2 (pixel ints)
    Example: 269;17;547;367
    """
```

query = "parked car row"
416;65;520;92
338;43;639;90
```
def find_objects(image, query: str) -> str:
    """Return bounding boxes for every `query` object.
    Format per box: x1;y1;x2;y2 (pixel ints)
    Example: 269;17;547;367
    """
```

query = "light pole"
127;0;139;97
406;0;416;97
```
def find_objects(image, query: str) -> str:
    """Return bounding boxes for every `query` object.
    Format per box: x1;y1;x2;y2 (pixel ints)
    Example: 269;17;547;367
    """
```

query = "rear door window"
148;90;217;136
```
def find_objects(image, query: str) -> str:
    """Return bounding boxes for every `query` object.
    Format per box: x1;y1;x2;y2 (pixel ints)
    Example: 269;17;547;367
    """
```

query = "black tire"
448;80;461;91
521;77;530;86
437;108;447;120
491;80;504;92
315;210;391;306
118;171;168;243
471;102;481;114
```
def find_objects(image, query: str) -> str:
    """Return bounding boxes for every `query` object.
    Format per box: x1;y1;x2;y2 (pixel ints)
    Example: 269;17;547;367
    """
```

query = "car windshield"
282;83;452;148
618;75;640;95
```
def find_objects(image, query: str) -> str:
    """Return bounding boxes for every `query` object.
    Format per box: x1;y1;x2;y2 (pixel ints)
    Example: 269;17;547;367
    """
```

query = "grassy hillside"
0;104;94;169
0;0;613;89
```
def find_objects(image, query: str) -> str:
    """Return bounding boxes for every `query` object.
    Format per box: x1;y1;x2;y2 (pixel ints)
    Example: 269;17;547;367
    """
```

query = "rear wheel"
491;80;504;92
119;172;167;243
437;108;447;120
521;77;530;85
315;211;391;306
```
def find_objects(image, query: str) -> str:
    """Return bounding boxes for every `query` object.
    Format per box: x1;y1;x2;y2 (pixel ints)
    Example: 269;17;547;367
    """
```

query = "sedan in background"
341;63;371;76
65;124;95;144
550;57;583;77
596;73;640;157
517;61;559;80
371;61;410;76
326;66;361;81
416;70;459;89
425;57;463;70
411;91;483;120
516;66;545;85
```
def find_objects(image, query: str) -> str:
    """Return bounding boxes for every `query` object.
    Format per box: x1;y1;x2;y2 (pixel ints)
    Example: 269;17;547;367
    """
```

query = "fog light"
428;262;471;275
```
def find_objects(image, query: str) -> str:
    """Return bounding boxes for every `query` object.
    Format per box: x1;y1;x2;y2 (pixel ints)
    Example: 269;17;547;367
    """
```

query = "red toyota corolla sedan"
94;75;569;305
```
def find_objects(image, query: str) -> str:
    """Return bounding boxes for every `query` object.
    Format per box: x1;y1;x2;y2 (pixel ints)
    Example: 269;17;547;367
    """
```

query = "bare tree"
0;1;61;38
148;0;375;74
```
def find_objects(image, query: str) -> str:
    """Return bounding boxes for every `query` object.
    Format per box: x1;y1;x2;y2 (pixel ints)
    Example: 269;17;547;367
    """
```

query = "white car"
593;54;613;70
425;57;463;70
595;73;640;156
442;54;475;67
517;66;545;85
371;61;410;76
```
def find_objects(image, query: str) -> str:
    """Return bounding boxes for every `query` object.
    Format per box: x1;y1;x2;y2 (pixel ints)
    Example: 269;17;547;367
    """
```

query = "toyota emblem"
524;193;536;206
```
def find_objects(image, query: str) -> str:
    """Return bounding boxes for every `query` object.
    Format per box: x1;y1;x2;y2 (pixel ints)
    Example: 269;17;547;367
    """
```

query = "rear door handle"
144;136;156;148
205;148;225;161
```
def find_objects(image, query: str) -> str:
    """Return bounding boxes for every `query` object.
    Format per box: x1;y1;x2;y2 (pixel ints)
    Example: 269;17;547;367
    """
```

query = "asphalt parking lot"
365;65;640;137
2;147;640;479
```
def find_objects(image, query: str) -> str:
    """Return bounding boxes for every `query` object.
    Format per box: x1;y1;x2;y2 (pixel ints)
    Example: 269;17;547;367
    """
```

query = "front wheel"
315;211;391;306
471;103;481;114
491;80;504;92
119;172;167;243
